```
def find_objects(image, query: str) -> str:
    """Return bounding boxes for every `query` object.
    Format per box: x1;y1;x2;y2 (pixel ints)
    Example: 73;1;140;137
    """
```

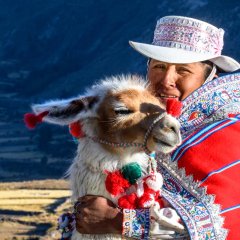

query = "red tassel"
69;122;85;138
166;98;182;117
24;111;48;129
118;193;138;209
157;197;165;208
105;171;131;196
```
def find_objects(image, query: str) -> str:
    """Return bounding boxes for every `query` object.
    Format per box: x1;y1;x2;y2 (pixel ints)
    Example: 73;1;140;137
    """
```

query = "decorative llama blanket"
157;73;240;240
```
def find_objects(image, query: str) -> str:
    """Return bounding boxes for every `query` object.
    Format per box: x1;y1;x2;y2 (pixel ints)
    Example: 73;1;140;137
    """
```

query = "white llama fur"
32;75;181;240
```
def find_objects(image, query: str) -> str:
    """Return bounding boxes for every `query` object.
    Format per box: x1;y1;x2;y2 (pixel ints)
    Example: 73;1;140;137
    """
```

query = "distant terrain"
0;0;239;181
0;179;70;239
0;1;239;239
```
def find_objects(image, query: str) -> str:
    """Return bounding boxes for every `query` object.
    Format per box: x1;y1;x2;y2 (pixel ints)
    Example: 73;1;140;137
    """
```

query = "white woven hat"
129;16;240;72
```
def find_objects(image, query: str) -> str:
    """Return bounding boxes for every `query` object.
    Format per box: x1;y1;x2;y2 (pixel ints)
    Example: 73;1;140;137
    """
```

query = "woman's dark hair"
202;60;219;80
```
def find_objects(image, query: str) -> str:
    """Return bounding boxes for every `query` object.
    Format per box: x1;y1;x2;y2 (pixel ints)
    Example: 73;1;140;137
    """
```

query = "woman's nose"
161;66;177;88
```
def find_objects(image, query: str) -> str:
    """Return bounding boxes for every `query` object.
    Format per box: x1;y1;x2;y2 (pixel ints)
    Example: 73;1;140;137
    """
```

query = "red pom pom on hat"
24;111;49;129
166;98;182;117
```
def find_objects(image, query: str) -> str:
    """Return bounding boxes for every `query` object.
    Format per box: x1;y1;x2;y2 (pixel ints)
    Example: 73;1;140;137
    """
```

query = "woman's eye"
114;109;133;115
154;64;166;70
178;68;190;74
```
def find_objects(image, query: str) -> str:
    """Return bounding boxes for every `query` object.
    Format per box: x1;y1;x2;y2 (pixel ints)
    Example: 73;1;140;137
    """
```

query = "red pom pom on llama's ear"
166;98;182;117
24;111;49;129
69;122;85;138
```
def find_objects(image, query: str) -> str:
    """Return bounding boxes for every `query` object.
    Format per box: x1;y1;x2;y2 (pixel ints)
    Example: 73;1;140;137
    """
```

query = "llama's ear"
31;96;99;126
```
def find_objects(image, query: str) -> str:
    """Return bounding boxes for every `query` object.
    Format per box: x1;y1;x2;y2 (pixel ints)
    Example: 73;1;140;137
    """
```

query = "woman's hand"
74;195;123;234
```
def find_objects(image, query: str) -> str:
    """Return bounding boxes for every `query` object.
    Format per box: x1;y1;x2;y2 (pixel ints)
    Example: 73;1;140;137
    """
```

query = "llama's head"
29;75;181;154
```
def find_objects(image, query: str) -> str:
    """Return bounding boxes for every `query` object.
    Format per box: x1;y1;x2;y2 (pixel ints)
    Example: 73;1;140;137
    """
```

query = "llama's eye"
114;108;133;115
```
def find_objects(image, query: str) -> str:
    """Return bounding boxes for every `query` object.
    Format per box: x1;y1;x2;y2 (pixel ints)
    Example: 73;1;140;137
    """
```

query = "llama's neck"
78;118;150;170
69;137;150;201
76;137;150;172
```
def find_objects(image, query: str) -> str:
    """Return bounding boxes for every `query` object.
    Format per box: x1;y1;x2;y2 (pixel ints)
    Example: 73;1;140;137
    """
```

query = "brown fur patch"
49;96;99;118
96;88;166;153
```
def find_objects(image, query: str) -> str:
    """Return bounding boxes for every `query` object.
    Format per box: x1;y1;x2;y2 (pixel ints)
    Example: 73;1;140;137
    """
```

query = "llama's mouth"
153;137;174;147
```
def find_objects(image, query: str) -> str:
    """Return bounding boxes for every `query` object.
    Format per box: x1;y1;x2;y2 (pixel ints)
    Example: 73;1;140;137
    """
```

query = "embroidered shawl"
157;73;240;240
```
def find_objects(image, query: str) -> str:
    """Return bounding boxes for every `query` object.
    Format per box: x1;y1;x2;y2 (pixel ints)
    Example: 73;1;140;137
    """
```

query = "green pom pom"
121;162;142;184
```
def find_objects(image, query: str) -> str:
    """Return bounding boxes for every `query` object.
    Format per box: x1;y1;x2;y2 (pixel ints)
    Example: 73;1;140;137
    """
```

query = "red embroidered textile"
173;115;240;239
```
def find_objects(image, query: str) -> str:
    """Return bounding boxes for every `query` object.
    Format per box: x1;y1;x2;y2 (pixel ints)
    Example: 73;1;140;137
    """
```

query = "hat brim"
129;41;240;72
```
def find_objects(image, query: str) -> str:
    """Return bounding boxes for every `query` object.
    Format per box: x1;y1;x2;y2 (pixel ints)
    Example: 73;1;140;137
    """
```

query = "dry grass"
0;179;72;240
0;189;70;199
0;179;69;190
0;204;47;213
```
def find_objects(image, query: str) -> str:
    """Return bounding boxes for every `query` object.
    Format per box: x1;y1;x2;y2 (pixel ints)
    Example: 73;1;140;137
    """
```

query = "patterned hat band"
129;16;240;72
152;17;224;56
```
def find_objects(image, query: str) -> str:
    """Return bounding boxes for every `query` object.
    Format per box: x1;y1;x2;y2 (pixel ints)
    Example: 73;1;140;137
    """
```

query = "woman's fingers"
74;200;82;213
74;196;122;234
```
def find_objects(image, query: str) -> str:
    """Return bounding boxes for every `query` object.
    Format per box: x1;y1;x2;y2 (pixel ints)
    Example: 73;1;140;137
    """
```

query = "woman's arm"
74;195;186;238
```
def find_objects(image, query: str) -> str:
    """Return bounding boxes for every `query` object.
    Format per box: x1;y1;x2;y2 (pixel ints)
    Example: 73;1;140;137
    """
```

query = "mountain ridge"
0;0;239;181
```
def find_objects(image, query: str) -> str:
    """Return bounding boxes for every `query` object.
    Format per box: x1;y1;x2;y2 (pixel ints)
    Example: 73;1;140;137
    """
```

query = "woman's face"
147;59;207;101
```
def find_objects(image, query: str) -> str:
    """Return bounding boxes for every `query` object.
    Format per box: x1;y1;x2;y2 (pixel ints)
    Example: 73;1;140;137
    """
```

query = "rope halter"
87;112;167;155
67;99;181;155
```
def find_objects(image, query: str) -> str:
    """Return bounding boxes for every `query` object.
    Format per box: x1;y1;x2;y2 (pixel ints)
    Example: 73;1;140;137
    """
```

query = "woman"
74;16;240;239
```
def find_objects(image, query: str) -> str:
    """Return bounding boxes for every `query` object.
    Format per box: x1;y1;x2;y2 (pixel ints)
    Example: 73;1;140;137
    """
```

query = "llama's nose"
162;123;179;137
161;115;181;142
168;124;178;135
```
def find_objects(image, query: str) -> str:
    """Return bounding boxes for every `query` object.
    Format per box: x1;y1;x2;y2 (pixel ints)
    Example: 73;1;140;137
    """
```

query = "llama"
26;75;182;239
